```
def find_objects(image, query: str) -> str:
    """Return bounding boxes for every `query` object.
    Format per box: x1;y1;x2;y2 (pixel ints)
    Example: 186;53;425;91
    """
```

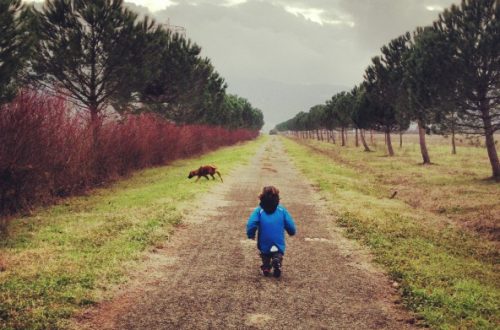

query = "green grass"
0;136;265;330
282;136;499;330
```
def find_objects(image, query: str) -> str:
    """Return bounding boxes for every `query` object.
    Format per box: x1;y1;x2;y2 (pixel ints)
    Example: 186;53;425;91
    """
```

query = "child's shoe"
260;266;271;277
273;267;281;278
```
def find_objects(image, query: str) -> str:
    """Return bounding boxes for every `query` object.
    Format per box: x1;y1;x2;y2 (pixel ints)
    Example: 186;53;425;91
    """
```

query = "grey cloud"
336;0;458;50
154;0;364;83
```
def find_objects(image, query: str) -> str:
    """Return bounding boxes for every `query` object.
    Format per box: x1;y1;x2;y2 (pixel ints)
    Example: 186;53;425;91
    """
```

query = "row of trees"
0;0;264;138
276;0;499;178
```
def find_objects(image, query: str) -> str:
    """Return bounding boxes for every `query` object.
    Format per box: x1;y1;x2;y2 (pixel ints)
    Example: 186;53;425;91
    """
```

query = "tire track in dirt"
76;136;415;329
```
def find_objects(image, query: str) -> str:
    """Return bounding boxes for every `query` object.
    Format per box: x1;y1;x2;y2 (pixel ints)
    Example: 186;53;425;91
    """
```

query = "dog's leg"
195;176;201;183
216;171;223;183
204;175;209;180
210;174;215;180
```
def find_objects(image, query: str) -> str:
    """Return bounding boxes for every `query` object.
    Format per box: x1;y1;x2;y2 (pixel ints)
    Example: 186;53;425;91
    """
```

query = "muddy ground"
76;137;415;329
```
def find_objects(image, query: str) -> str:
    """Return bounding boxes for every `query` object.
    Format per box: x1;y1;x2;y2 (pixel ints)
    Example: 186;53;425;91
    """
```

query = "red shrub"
0;92;90;214
0;92;259;217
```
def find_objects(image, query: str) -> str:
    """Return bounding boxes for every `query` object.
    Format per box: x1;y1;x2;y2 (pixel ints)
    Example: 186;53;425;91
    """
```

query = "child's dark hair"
259;186;280;214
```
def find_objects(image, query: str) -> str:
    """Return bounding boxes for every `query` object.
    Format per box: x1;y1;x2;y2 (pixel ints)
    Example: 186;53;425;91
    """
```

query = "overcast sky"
32;0;459;130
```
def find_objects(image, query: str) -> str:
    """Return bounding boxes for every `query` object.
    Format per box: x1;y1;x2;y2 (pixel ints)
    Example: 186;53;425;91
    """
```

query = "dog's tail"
216;170;223;183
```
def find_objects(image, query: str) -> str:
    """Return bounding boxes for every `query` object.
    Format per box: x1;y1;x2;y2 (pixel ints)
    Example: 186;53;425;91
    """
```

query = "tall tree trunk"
417;120;431;164
89;105;102;178
89;28;99;152
344;128;348;146
451;130;457;155
451;115;457;155
360;129;371;152
89;106;100;151
481;104;500;178
355;128;359;147
386;130;394;156
341;128;345;146
332;130;336;144
316;129;320;140
370;130;374;144
399;132;403;148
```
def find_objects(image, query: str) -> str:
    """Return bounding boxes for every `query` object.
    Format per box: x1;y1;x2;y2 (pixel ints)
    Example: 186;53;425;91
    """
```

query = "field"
0;132;499;330
281;133;499;329
0;137;264;330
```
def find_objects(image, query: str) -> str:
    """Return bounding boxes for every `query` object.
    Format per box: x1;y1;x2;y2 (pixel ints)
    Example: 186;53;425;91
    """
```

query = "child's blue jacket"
246;205;296;254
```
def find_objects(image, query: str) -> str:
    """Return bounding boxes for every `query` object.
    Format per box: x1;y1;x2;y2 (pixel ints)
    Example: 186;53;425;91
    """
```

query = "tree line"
0;0;264;139
276;0;499;178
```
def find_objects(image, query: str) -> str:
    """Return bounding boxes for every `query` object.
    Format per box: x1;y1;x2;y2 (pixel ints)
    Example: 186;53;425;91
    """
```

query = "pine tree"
364;33;412;156
0;0;33;104
308;104;326;140
351;85;372;152
434;0;500;178
140;32;227;125
31;0;156;145
403;26;456;163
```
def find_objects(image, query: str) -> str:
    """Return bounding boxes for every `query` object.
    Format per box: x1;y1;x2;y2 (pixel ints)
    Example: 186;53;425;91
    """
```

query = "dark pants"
260;252;283;270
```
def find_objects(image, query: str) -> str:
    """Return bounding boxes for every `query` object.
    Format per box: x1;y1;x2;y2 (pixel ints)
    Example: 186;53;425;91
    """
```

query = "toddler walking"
246;186;296;278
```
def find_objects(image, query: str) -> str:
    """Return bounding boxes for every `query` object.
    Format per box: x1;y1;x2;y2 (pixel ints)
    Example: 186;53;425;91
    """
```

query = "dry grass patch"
294;135;499;241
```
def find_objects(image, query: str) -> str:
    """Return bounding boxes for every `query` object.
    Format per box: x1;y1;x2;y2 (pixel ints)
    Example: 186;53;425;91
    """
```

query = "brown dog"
188;165;223;183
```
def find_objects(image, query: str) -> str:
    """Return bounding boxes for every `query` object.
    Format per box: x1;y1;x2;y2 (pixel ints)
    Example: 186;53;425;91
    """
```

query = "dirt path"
77;136;415;329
